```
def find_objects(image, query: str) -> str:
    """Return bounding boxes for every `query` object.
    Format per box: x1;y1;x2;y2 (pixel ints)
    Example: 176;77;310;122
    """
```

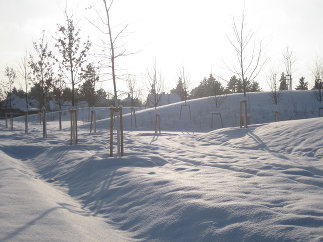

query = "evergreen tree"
191;74;225;98
295;77;308;90
170;77;187;101
249;81;261;92
227;75;241;93
79;63;99;106
279;72;288;91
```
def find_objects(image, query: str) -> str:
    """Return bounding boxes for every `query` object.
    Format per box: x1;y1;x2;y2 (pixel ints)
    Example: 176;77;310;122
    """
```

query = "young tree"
147;61;163;110
312;58;323;102
87;0;130;107
227;12;266;96
29;31;54;109
295;77;308;90
52;76;66;111
18;53;31;111
268;71;281;105
55;12;91;107
126;75;141;108
4;66;16;110
178;67;189;103
282;46;295;90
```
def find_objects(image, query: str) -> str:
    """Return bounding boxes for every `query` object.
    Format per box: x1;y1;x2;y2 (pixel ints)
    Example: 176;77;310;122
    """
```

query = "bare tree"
178;66;189;104
147;61;163;110
18;52;31;111
282;46;295;90
227;12;266;96
86;0;130;107
312;58;323;102
5;66;16;110
126;75;140;107
268;70;281;105
55;11;91;107
29;31;55;110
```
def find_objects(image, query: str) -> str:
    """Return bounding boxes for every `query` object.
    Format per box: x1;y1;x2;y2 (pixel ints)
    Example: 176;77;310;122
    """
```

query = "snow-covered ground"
1;91;323;241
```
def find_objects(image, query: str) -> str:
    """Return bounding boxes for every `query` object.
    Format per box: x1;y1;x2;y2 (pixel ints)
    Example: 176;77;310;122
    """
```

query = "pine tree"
249;81;261;92
295;77;308;90
279;72;288;91
170;77;187;101
227;75;239;93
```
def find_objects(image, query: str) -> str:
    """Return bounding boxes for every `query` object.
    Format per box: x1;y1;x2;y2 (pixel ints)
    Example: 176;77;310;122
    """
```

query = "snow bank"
1;90;323;241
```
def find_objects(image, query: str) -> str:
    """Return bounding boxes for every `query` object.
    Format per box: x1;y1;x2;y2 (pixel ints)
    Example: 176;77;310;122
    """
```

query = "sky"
1;0;323;98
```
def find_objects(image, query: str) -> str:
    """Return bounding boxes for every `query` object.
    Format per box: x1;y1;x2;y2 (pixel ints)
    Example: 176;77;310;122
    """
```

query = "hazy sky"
1;0;323;96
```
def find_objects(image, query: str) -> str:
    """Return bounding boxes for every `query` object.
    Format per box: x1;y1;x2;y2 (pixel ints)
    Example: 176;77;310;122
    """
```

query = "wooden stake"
120;108;124;156
59;111;62;130
275;111;279;122
25;111;28;133
179;104;191;120
130;107;137;129
90;110;96;133
240;100;248;128
10;112;13;130
5;113;8;128
70;109;77;144
155;114;161;134
319;107;323;117
42;108;47;138
110;108;114;157
109;107;124;157
211;112;223;129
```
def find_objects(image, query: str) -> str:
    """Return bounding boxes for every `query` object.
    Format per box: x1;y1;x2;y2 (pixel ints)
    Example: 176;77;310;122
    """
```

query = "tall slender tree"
312;58;323;102
18;52;31;111
227;12;266;96
295;77;308;90
4;66;16;110
282;46;295;90
147;61;163;110
29;31;54;109
55;12;91;107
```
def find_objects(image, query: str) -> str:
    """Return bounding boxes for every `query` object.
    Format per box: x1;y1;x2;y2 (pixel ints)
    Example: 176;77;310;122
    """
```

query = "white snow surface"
1;91;323;241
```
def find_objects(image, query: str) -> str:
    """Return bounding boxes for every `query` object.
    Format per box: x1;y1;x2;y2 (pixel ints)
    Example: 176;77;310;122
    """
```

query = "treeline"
170;74;261;100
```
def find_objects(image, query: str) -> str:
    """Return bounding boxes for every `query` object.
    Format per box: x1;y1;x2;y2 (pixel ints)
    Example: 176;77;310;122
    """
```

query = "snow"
0;90;323;241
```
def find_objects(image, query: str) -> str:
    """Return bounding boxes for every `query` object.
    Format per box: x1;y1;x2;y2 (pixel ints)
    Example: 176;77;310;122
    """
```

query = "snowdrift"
0;90;323;241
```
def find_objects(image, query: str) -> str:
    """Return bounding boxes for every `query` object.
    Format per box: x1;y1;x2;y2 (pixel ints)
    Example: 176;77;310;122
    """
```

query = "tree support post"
70;108;78;144
59;111;62;130
211;112;223;129
10;112;13;130
240;100;248;128
90;110;96;133
319;107;323;117
25;111;28;134
130;107;137;129
42;107;47;138
179;104;191;120
155;114;161;134
39;111;42;124
109;107;124;157
5;113;8;128
275;111;279;122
